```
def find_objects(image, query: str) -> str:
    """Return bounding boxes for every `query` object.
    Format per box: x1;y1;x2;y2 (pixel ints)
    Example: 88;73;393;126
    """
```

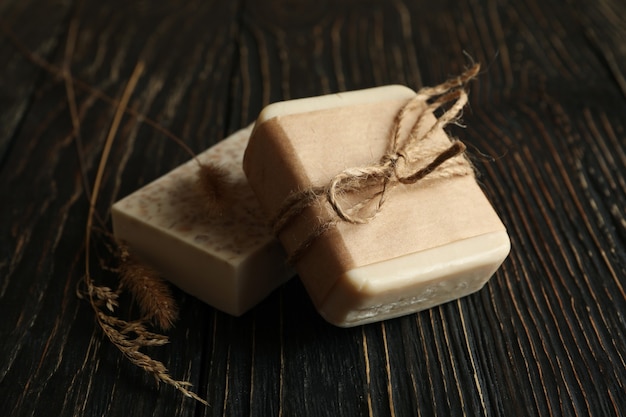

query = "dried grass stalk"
90;291;208;405
4;21;208;405
74;60;207;406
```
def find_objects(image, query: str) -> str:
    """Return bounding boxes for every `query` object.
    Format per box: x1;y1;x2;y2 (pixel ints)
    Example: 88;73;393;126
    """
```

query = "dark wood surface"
1;0;626;416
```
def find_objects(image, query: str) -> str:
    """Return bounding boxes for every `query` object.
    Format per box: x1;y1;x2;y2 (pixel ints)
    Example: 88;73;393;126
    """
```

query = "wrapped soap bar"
112;125;292;316
243;73;510;327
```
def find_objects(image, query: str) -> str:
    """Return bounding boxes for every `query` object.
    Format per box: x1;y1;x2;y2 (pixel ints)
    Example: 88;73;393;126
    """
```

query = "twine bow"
271;64;480;263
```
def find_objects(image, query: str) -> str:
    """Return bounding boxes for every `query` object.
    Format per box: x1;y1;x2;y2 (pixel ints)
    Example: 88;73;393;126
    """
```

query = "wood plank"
1;0;625;416
0;0;74;165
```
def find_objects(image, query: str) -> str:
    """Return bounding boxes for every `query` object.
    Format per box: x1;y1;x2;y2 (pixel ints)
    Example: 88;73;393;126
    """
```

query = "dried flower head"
118;243;179;331
197;163;232;215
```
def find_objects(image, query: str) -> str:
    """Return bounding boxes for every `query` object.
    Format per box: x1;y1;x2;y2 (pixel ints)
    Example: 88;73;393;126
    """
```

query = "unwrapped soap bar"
243;85;510;327
112;125;291;316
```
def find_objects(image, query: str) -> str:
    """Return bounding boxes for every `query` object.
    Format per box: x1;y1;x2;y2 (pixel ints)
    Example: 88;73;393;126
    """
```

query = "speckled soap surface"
112;125;291;316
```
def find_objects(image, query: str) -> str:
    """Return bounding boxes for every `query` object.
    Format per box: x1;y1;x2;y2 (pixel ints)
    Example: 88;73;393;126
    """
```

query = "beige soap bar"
112;125;291;316
244;86;511;327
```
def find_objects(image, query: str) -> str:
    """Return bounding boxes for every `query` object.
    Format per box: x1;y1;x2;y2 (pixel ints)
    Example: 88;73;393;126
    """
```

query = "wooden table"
2;0;625;415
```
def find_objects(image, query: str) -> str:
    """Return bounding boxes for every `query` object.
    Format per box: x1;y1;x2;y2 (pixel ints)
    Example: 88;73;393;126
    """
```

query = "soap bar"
243;86;510;327
112;125;291;316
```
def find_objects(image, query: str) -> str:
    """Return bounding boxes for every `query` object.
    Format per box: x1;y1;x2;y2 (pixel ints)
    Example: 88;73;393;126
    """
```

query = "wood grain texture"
1;0;625;416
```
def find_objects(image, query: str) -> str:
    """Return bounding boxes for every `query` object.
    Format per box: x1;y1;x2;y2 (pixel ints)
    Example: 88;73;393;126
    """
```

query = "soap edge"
318;229;511;327
254;85;417;128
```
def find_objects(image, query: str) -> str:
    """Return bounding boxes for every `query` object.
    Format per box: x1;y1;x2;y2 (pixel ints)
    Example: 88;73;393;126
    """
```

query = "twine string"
270;64;480;264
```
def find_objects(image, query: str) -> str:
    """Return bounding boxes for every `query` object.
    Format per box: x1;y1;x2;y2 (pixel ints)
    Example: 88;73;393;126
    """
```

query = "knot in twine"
271;64;480;264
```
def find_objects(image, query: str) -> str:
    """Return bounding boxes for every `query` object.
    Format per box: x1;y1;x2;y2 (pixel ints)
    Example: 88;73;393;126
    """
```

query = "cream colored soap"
112;125;291;316
244;86;511;327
